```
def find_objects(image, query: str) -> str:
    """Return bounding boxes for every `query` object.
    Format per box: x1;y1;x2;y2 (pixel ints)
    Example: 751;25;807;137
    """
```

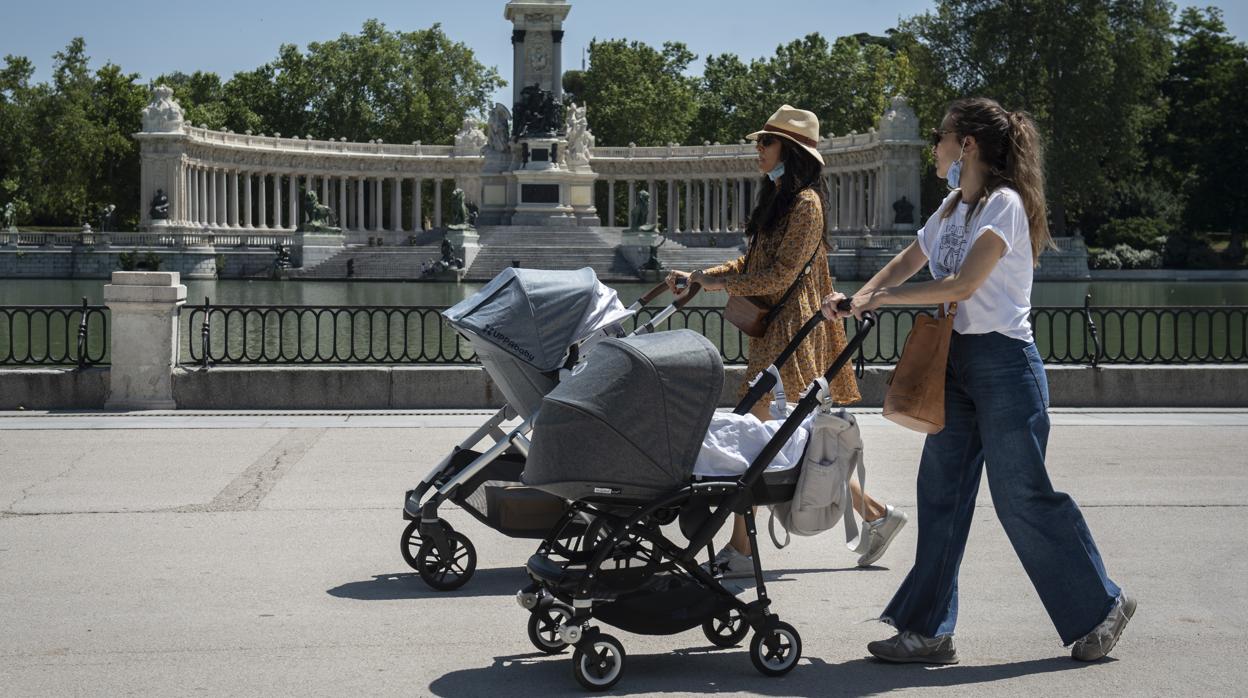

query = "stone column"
552;30;564;102
355;177;365;230
206;169;217;227
702;180;712;232
607;180;616;227
511;30;526;107
188;167;198;225
336;176;347;230
434;179;443;228
667;179;677;233
218;170;227;227
229;171;239;227
719;178;729;233
391;178;402;233
287;175;298;230
684;180;693;232
242;171;253;228
373;178;383;231
413;178;423;230
627;180;636;226
648;179;658;227
258;174;268;229
322;176;330;211
273;175;283;229
103;271;187;410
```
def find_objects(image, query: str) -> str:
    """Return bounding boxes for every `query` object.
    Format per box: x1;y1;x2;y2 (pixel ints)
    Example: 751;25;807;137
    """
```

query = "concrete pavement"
1;409;1245;696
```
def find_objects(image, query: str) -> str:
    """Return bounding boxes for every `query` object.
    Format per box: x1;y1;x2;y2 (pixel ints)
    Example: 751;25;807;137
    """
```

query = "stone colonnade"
593;166;891;234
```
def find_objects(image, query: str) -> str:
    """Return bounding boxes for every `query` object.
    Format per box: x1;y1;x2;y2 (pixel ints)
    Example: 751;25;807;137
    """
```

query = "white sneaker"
857;505;908;567
704;544;755;579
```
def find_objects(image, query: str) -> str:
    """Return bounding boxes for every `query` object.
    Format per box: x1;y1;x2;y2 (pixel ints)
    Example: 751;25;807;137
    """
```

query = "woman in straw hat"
666;105;908;577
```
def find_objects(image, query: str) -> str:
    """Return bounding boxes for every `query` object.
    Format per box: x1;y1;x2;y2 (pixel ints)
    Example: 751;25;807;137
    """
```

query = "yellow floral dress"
703;188;861;405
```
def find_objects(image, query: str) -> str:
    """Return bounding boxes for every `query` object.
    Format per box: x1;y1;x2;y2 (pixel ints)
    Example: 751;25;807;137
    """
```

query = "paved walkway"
1;409;1245;696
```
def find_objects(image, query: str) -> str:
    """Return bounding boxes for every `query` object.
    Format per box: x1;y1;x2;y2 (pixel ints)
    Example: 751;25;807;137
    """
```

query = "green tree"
899;0;1173;235
577;39;698;146
1156;7;1248;260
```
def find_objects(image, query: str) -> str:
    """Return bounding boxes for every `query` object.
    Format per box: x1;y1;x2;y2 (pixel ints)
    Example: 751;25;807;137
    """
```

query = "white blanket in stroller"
692;411;815;477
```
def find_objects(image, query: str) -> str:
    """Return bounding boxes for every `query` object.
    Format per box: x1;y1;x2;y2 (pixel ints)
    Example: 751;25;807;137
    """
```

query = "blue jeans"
881;331;1120;645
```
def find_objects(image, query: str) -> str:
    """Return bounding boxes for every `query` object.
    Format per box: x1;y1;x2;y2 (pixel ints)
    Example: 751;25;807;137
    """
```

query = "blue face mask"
766;161;786;182
945;140;966;190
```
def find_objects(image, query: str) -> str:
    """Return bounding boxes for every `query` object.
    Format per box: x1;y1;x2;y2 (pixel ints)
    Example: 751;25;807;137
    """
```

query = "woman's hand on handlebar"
665;270;691;294
822;290;880;321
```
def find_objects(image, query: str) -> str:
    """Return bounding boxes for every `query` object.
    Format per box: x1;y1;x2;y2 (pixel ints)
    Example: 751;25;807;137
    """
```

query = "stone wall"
4;364;1244;410
0;248;278;280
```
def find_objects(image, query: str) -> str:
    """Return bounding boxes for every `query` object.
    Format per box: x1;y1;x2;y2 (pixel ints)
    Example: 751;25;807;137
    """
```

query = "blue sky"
6;0;1244;106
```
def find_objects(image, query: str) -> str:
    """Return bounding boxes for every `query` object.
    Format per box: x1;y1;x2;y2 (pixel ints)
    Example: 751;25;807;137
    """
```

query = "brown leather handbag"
882;303;957;434
724;243;822;339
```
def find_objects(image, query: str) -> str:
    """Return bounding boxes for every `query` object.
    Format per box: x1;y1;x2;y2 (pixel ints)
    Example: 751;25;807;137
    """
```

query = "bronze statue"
626;190;658;232
893;196;915;225
150;189;170;220
298;190;341;233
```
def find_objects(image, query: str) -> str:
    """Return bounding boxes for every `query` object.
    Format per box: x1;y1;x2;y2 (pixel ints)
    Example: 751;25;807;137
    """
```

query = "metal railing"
0;298;109;367
178;296;1247;368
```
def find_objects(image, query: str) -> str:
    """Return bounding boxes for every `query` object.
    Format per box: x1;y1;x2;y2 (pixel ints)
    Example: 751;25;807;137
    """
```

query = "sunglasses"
930;128;954;147
757;134;779;147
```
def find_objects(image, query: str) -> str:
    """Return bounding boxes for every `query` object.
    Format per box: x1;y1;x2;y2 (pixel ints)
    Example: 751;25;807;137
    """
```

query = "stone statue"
565;102;595;165
2;202;16;232
878;95;920;140
142;85;185;133
627;190;658;232
892;196;915;225
298;190;341;233
447;188;472;230
96;204;116;233
487;103;512;153
149;189;170;220
453;116;488;152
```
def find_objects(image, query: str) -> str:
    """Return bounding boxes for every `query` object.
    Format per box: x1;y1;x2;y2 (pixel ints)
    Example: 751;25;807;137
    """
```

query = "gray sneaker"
1071;593;1137;661
857;505;909;567
703;544;755;579
868;631;959;665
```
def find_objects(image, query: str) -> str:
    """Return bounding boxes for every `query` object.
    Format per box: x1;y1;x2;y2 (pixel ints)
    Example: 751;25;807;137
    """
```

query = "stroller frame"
517;305;875;690
400;280;704;591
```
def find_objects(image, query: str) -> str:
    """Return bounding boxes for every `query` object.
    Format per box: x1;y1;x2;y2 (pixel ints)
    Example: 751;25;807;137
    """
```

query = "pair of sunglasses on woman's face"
930;128;955;147
756;134;779;148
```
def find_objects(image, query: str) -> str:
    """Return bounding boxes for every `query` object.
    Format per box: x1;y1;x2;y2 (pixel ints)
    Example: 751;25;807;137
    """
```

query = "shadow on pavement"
428;649;1096;696
326;567;529;600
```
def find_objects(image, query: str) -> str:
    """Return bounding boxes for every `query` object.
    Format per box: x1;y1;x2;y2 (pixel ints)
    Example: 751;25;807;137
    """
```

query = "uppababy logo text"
482;324;535;362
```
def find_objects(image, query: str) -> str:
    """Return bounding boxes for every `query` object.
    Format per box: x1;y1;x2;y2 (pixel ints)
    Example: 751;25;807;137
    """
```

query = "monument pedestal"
504;136;598;227
618;230;664;275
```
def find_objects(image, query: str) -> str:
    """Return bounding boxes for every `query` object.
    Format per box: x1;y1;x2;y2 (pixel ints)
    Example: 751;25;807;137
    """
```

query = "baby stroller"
515;305;873;691
400;267;700;591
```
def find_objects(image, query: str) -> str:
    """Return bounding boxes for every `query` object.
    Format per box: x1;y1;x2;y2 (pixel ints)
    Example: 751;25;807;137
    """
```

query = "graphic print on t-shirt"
932;217;969;278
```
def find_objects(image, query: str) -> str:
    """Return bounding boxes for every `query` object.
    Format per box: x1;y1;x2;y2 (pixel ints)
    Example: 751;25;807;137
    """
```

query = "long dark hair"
940;97;1053;264
745;138;828;244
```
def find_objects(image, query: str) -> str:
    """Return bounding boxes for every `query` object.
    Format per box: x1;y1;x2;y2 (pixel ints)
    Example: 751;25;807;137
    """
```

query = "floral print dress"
703;188;861;405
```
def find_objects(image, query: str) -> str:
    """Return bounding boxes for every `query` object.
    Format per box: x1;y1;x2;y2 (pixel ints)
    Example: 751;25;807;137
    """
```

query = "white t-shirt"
916;187;1034;342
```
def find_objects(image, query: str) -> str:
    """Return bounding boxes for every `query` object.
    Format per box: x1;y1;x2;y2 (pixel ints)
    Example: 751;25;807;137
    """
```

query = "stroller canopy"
523;330;724;501
443;267;633;373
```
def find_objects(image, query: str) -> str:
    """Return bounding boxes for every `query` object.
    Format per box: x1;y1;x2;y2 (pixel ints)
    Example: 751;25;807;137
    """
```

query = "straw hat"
746;105;825;165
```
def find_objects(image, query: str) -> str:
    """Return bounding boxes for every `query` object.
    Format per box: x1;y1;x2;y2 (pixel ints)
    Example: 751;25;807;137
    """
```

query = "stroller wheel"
701;607;750;647
399;518;454;572
749;621;802;677
572;633;625;691
526;605;572;654
415;529;477;591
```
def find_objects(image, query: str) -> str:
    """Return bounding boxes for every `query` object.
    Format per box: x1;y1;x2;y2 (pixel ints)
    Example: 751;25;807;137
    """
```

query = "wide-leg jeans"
881;331;1120;645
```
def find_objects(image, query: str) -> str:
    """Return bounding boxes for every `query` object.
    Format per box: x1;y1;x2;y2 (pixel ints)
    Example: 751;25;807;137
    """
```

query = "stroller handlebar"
635;279;702;310
735;304;875;415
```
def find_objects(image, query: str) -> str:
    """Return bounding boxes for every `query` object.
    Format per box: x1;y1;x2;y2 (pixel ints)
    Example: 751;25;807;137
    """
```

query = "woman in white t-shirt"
823;98;1134;664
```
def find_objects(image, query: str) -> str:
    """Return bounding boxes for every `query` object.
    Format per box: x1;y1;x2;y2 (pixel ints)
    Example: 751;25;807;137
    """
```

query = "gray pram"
400;267;700;591
515;306;874;691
